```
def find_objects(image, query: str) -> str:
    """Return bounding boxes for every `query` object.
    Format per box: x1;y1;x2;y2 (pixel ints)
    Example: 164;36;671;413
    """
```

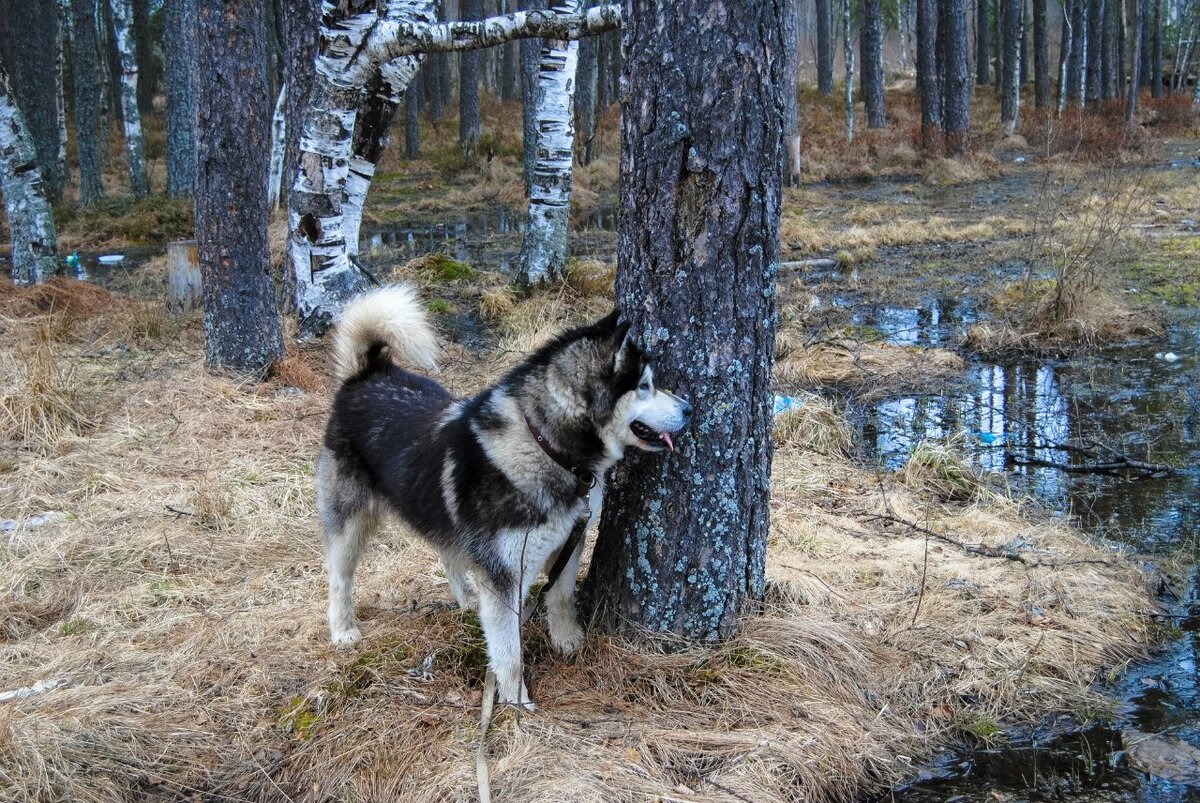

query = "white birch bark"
1057;7;1073;116
520;0;580;284
109;0;149;196
0;66;59;286
268;83;287;211
289;0;620;333
843;0;855;143
56;0;70;179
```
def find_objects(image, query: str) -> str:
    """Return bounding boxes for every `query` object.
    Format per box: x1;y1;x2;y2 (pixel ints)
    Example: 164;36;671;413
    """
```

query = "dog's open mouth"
630;421;674;451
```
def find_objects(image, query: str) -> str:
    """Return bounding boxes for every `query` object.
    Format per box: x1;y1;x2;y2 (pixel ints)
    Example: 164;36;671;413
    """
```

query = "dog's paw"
549;617;585;657
330;626;362;647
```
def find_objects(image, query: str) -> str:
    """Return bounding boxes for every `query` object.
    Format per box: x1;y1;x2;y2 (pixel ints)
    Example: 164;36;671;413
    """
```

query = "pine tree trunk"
993;0;1002;89
133;0;155;114
1127;0;1143;124
0;63;59;286
1085;0;1101;102
1150;0;1161;98
1033;0;1049;107
1019;0;1028;84
1139;0;1151;87
942;0;970;153
500;0;520;99
976;0;990;86
918;0;944;151
195;0;284;375
459;0;482;157
520;0;544;195
782;0;801;185
69;0;104;203
816;0;834;94
860;0;886;128
520;0;580;284
406;76;422;156
164;0;197;197
0;1;65;201
109;0;149;196
281;0;320;207
583;0;781;644
844;0;855;142
1000;0;1020;132
575;23;597;165
1101;0;1116;99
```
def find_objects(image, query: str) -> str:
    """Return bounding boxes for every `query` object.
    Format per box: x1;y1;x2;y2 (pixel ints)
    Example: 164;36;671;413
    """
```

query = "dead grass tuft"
0;322;101;450
776;338;966;399
0;277;115;320
898;439;990;502
772;393;852;454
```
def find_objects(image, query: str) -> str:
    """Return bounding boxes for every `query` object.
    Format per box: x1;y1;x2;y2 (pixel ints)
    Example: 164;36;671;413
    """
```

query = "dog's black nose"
680;401;693;418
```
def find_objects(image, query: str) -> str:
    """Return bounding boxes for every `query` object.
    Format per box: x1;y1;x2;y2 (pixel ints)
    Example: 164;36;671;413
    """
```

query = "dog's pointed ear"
610;316;634;373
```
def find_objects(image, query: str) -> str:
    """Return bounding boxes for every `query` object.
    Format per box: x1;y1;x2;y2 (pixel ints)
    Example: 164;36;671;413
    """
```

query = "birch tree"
520;0;580;284
0;1;65;201
844;0;856;142
109;0;149;196
0;63;58;286
584;0;782;643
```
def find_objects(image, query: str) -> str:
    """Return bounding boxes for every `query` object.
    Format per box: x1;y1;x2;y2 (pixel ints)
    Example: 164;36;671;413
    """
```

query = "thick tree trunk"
942;0;970;153
0;63;59;286
816;0;834;95
164;0;197;197
133;0;155;115
1033;0;1049;108
583;0;781;644
520;0;544;195
0;1;65;201
976;0;990;87
195;0;284;375
575;10;597;166
1085;0;1101;102
860;0;886;128
109;0;149;196
459;0;482;158
70;0;105;204
844;0;855;142
520;0;580;284
281;0;321;209
918;0;943;151
1000;0;1021;132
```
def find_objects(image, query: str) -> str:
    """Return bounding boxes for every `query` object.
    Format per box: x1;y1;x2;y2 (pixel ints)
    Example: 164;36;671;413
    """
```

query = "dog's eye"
639;381;650;392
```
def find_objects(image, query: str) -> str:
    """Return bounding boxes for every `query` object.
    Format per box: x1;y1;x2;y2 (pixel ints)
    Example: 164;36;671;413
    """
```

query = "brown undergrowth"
0;281;1158;802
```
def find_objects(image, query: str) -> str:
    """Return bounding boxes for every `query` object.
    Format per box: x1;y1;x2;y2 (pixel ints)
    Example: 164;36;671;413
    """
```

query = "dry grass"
781;211;1032;257
0;283;1159;803
776;338;966;400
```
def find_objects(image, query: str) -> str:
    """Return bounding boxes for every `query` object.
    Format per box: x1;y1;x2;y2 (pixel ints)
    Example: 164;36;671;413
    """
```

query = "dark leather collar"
524;415;596;499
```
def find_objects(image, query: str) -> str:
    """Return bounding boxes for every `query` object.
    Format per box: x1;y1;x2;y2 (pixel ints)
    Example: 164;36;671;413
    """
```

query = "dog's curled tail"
331;285;439;384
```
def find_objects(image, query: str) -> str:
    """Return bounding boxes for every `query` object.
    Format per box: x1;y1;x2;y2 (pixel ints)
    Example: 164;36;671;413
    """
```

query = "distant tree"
816;0;834;94
195;0;284;375
976;0;989;86
406;78;422;157
109;0;149;196
0;62;59;286
584;0;782;643
500;0;520;100
1100;0;1116;99
1000;0;1021;133
843;0;855;141
1085;0;1101;102
459;0;482;157
1127;0;1144;126
575;8;598;166
132;0;157;115
1033;0;1049;108
783;0;802;185
164;0;196;197
1150;0;1162;98
520;0;544;194
69;0;105;204
917;0;943;150
941;0;969;153
1056;0;1073;113
860;0;886;128
0;1;65;201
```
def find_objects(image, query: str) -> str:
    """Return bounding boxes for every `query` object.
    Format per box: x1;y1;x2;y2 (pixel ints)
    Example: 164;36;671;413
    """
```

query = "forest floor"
1;90;1198;801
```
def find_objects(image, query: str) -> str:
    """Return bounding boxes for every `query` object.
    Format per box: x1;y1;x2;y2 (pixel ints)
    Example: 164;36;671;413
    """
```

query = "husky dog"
317;285;691;708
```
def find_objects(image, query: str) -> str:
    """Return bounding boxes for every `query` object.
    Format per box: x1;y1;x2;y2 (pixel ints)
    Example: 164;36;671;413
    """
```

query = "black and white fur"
317;286;691;708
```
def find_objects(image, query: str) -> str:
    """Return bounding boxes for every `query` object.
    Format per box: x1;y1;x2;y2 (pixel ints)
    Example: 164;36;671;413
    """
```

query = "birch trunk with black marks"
860;0;886;128
196;0;285;375
0;63;59;286
844;0;855;142
1077;0;1089;106
459;0;482;158
164;0;197;197
268;84;287;210
584;0;781;644
0;1;65;201
70;0;105;203
816;0;834;94
918;0;943;151
1000;0;1021;133
1057;0;1073;114
976;0;990;87
520;0;580;284
55;0;69;183
1033;0;1049;108
942;0;970;153
109;0;149;196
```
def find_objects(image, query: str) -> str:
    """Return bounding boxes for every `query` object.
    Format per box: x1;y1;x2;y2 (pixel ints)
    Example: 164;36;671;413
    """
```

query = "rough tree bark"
520;0;545;195
0;63;58;286
844;0;855;142
459;0;482;158
0;1;65;201
918;0;943;151
1033;0;1049;108
164;0;197;197
1127;0;1143;125
860;0;886;128
583;0;782;643
195;0;285;375
575;5;597;166
499;0;520;99
109;0;149;196
520;0;580;284
406;74;422;156
976;0;990;87
941;0;969;153
70;0;105;204
816;0;834;95
1000;0;1021;133
133;0;156;115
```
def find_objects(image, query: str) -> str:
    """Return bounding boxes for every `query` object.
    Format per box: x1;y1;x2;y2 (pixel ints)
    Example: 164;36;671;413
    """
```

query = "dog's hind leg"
318;452;379;646
441;554;479;611
476;574;532;710
544;533;586;656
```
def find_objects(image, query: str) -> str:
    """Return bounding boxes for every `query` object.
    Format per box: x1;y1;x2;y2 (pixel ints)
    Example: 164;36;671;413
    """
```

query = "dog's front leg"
545;533;586;656
477;575;533;710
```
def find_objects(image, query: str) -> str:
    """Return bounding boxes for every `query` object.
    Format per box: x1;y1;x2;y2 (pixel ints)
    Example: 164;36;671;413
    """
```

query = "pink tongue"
661;432;674;451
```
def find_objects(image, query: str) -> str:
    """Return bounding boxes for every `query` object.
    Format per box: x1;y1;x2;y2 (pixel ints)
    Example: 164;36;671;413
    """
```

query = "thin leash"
476;669;496;803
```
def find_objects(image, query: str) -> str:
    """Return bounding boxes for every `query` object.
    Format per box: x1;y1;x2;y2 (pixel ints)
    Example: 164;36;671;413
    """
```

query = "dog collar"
524;415;596;499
